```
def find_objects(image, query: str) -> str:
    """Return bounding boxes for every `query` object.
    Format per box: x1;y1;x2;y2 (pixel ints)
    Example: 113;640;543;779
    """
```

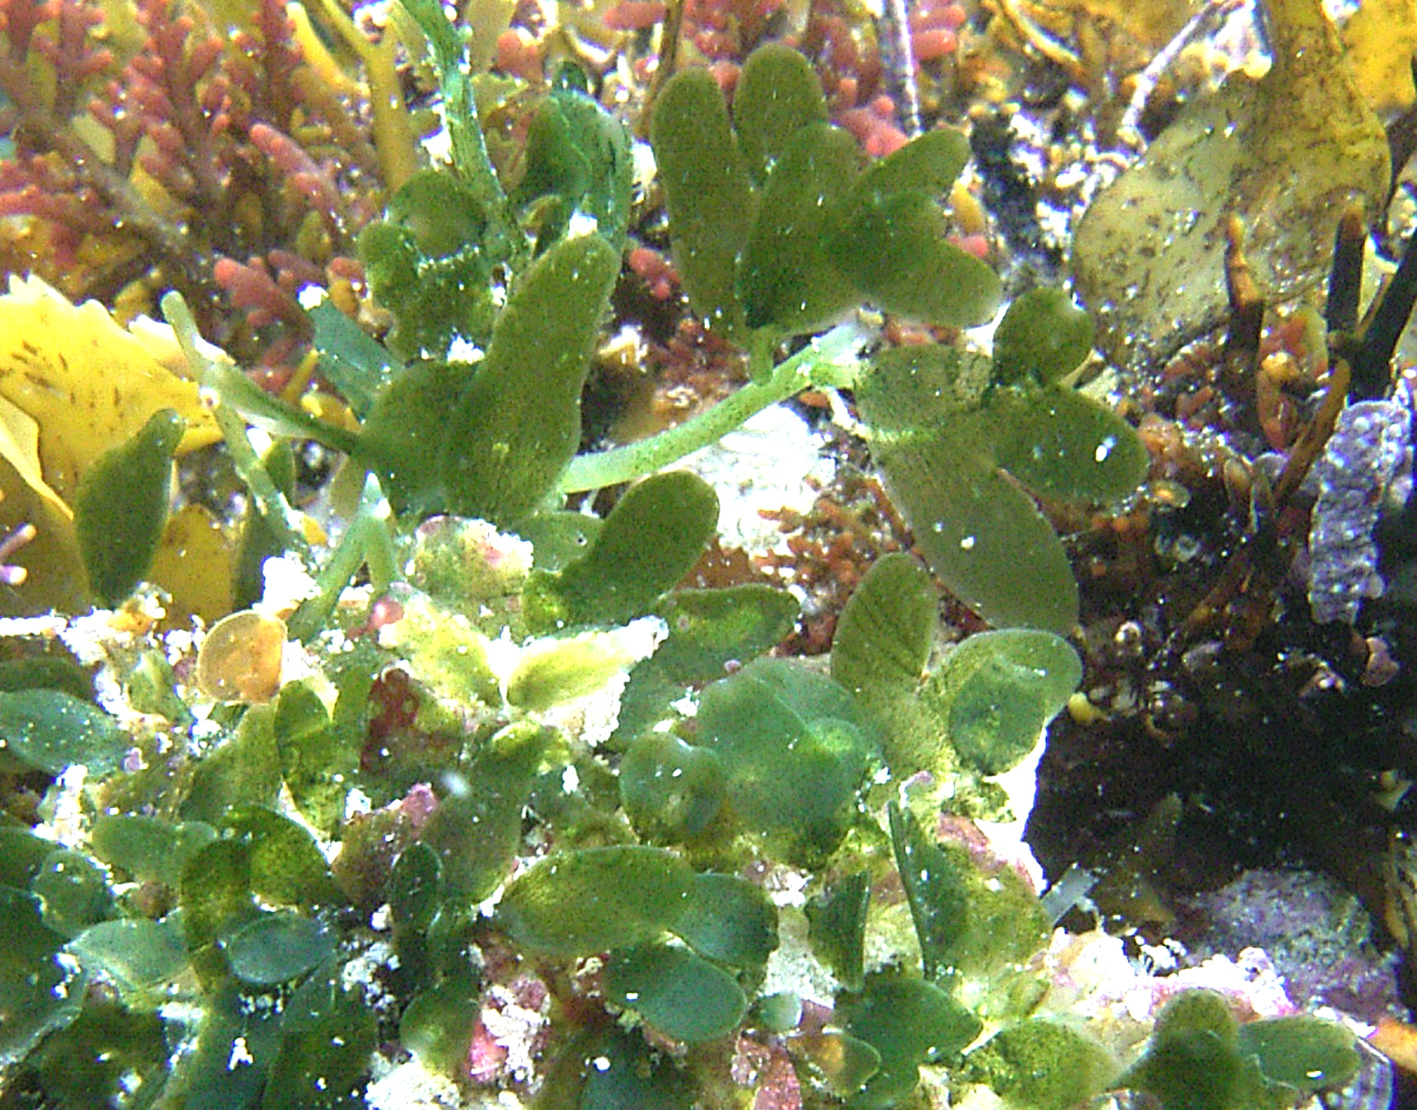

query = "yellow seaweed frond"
301;0;419;191
0;278;232;616
1341;0;1417;115
0;276;220;503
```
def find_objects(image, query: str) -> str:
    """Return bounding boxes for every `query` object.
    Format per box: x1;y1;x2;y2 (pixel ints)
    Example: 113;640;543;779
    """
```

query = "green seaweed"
306;295;397;419
889;803;1049;1018
31;847;114;938
676;871;779;967
89;814;218;887
0;825;64;888
739;121;861;334
525;470;719;630
0;689;127;776
619;730;728;843
25;997;169;1110
262;972;377;1110
273;681;356;836
359;232;620;522
438;234;619;525
497;844;777;974
419;722;549;901
692;657;882;864
497;845;699;957
856;290;1147;632
0;3;1375;1105
178;837;260;987
837;972;982;1108
1118;990;1361;1109
222;912;335;986
653;43;999;351
399;972;480;1074
931;629;1082;776
73;407;184;607
603;942;748;1042
66;918;189;1004
220;804;341;910
805;871;870;991
835;554;1081;788
612;583;799;746
649;65;757;336
181;706;284;825
541;1026;695;1108
0;885;87;1064
732;44;831;185
168;980;287;1109
514;67;635;255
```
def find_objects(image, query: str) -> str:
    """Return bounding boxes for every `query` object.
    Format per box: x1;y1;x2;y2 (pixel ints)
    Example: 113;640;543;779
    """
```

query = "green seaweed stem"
162;291;320;559
559;320;867;493
400;0;523;269
288;473;399;642
160;292;364;457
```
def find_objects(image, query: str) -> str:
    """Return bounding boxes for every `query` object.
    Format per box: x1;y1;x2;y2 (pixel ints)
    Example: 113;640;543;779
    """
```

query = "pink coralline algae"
0;0;384;363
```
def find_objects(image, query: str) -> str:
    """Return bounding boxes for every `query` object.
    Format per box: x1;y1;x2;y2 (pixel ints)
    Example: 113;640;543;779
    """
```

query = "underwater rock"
1176;868;1403;1026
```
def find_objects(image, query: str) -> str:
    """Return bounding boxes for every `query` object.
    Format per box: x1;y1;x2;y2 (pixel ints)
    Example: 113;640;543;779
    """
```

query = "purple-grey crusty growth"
1307;375;1415;624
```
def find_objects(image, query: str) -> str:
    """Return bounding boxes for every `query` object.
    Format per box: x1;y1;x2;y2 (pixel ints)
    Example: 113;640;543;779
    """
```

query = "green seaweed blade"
859;346;1080;632
74;408;184;607
441;233;619;525
651;67;756;336
737;122;861;334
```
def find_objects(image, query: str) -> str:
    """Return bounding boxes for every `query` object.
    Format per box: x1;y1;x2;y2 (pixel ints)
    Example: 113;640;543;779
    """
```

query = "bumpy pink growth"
604;1;668;29
753;1048;803;1110
397;782;438;830
910;0;964;61
840;96;908;157
629;245;678;301
250;122;342;224
465;1019;508;1083
950;232;990;260
214;256;303;329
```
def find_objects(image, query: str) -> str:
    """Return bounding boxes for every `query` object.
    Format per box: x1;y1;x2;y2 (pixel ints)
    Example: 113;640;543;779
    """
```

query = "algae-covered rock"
965;1019;1119;1109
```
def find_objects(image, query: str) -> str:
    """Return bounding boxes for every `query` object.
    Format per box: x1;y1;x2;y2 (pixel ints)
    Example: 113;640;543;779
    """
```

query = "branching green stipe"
559;320;866;493
286;474;399;643
161;292;319;559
